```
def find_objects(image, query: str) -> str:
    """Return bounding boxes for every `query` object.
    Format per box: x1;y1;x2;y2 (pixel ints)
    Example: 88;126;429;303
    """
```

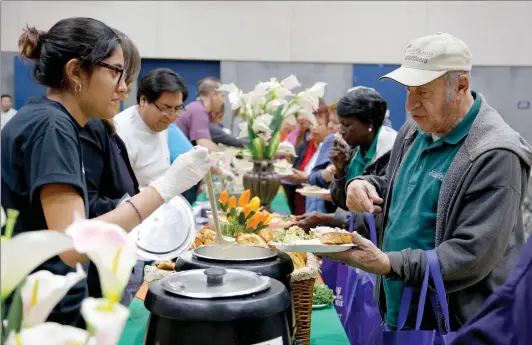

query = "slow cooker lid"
163;268;271;299
192;245;278;262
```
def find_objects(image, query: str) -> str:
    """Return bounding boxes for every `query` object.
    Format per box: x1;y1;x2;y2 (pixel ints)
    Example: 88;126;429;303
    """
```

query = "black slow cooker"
144;267;291;345
174;245;296;337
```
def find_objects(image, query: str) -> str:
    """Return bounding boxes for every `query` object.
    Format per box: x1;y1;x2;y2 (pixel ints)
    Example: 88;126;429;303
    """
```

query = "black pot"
175;245;296;338
145;267;291;345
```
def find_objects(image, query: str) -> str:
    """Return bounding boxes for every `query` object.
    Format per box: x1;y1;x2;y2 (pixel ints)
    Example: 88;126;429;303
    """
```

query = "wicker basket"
290;253;320;345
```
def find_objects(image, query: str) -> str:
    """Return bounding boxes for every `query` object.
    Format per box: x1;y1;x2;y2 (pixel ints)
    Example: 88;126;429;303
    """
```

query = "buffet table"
118;297;350;345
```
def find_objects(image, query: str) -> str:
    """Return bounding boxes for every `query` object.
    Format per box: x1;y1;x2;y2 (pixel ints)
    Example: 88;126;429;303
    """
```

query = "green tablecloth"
118;298;349;345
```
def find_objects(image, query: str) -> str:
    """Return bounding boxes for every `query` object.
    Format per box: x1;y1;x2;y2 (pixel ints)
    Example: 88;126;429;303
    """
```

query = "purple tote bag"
378;249;457;345
334;213;382;345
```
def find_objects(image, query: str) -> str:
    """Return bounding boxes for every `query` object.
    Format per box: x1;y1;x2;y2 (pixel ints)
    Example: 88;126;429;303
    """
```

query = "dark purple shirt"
450;234;532;345
175;100;211;142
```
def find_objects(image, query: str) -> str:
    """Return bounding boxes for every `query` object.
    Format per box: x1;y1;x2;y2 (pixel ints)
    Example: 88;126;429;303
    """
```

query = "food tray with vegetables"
269;226;355;253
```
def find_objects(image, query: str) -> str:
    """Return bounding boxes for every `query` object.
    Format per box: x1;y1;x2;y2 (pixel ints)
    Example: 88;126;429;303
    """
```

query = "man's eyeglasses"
153;102;186;117
98;62;125;85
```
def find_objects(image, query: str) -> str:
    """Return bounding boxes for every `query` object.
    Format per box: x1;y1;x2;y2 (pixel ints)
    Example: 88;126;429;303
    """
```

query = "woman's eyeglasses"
98;62;125;85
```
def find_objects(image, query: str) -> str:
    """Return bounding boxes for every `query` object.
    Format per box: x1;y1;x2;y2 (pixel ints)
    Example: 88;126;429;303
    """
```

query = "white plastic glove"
150;146;211;203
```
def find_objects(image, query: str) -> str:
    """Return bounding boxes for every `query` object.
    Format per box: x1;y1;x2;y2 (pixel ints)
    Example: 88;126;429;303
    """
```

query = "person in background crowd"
281;109;313;214
175;77;231;204
1;17;211;328
328;33;532;331
176;77;224;152
283;104;330;215
114;68;187;189
79;28;142;305
209;106;248;148
303;103;341;214
1;94;17;129
168;122;194;162
330;87;397;213
297;88;396;234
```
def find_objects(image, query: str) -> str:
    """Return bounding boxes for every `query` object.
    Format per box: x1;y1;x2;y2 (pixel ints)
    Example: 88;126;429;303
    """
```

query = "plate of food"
268;226;354;253
274;159;294;177
296;185;330;197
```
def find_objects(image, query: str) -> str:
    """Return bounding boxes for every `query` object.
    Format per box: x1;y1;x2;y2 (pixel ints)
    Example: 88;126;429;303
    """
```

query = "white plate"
312;304;330;309
269;242;354;253
276;170;294;178
296;188;330;197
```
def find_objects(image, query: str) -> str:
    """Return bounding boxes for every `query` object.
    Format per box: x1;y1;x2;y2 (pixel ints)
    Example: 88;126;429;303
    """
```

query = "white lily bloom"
296;82;328;112
1;206;6;228
21;264;86;328
282;103;301;118
81;298;130;345
5;322;94;345
280;75;301;90
252;114;273;134
1;231;74;300
65;218;136;304
265;99;288;114
218;83;243;110
297;109;318;126
238;121;249;139
253;78;279;95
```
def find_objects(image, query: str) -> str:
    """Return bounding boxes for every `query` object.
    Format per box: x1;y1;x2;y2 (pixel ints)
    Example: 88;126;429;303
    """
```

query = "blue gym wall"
14;56;46;109
352;64;407;131
138;59;221;105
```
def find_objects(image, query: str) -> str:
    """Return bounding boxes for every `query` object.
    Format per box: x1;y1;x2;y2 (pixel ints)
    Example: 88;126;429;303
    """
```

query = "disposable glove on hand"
150;146;211;202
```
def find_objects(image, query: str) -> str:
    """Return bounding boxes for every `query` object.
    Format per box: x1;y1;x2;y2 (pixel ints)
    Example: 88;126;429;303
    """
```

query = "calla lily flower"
280;75;301;90
1;206;6;228
296;82;328;112
65;218;136;304
252;114;273;134
21;264;86;328
238;121;249;138
5;322;94;345
1;231;75;300
218;83;244;110
81;297;130;345
265;99;288;113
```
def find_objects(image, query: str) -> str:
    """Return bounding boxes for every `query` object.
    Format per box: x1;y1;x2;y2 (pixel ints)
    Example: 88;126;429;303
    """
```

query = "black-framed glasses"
153;102;186;117
98;62;125;85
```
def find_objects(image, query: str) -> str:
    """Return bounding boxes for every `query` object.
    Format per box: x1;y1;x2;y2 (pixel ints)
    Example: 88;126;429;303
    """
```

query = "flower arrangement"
217;190;272;237
1;207;136;345
219;75;327;160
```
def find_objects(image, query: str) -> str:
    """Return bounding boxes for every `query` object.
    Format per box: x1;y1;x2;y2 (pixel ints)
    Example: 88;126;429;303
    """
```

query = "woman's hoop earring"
75;83;82;93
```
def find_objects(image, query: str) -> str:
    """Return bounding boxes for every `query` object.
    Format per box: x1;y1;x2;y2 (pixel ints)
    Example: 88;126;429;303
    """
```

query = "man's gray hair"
444;71;471;102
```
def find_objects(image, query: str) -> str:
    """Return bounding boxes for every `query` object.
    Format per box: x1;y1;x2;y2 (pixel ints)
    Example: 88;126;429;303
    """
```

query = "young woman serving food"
1;17;211;327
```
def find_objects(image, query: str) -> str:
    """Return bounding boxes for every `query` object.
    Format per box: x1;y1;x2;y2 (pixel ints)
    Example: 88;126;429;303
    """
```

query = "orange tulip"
247;217;260;229
219;191;229;205
228;196;237;209
238;190;251;208
248;197;261;212
242;205;251;217
264;214;273;225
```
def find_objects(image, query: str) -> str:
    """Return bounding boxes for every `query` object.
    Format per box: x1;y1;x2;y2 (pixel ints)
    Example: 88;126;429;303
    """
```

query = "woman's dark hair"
336;86;388;130
18;17;121;90
104;29;141;136
113;29;141;86
136;68;188;104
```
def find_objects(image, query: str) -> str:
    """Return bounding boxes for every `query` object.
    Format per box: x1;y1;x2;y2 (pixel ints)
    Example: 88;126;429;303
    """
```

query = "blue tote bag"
334;213;382;345
378;249;456;345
